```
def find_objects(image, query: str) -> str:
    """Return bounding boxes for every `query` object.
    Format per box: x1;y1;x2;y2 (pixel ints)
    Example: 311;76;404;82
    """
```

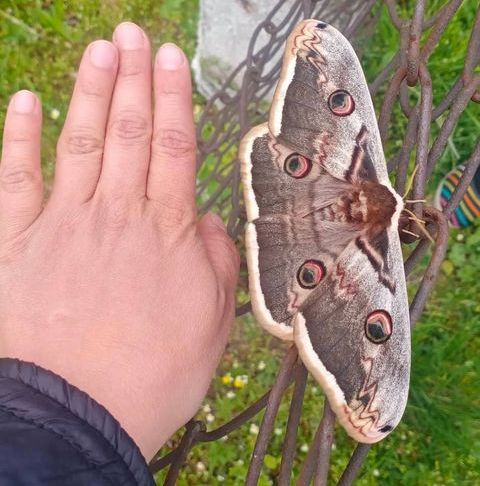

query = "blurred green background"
0;1;479;484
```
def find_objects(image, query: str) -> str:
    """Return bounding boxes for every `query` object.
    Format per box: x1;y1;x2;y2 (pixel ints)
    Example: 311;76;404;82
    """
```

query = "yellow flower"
221;373;233;385
233;375;248;389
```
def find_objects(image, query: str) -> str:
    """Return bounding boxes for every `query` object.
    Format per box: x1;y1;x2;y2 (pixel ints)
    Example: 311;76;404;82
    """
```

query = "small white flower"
206;413;215;423
202;404;212;413
50;108;60;120
456;233;464;241
226;391;236;399
249;423;259;435
331;442;336;450
195;461;206;472
311;386;319;394
217;475;225;482
236;459;244;466
373;468;380;477
300;443;309;453
233;360;239;369
220;435;228;441
257;360;266;371
274;427;283;436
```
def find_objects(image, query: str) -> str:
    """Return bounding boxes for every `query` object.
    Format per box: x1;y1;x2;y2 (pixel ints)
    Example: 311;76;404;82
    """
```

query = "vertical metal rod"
245;346;298;485
412;64;432;220
278;363;309;486
406;0;425;85
394;108;419;195
336;444;371;486
409;208;449;327
163;421;203;485
313;402;336;486
297;400;335;486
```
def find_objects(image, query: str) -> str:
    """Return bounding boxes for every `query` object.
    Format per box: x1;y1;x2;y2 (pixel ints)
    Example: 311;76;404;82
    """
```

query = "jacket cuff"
0;357;155;486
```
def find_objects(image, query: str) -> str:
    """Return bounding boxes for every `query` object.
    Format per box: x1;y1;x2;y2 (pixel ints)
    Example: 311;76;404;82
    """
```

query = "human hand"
0;22;239;461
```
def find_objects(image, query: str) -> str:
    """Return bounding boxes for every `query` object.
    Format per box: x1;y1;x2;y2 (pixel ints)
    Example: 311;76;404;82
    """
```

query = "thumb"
198;213;240;291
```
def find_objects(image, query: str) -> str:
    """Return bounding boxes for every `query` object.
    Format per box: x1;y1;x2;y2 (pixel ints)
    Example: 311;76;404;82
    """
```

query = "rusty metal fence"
149;0;480;484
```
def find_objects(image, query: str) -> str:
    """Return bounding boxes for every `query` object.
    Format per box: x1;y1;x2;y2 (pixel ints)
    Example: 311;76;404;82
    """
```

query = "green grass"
1;1;479;485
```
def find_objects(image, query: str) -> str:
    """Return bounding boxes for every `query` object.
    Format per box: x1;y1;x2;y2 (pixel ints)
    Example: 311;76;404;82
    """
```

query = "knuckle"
78;77;108;98
96;195;131;233
157;83;183;97
152;128;196;159
60;126;104;156
0;166;40;193
109;110;150;145
3;132;32;145
47;208;85;245
151;194;195;230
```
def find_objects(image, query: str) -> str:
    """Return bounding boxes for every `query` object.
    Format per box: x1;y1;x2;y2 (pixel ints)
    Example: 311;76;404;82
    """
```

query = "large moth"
239;20;410;443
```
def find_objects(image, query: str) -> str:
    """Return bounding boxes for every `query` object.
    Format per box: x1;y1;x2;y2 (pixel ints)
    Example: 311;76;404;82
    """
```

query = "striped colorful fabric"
435;165;480;228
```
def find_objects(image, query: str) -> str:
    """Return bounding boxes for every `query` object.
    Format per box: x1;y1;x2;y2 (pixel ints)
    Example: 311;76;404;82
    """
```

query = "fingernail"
209;213;226;231
114;22;144;50
13;90;36;114
90;40;116;68
156;43;184;70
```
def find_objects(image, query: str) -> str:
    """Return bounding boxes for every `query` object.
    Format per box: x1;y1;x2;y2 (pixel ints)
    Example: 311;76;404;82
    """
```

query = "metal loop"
406;0;425;86
263;21;277;35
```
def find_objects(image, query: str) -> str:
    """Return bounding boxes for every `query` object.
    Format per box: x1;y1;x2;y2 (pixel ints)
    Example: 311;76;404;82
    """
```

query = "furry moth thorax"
316;180;401;228
239;19;410;443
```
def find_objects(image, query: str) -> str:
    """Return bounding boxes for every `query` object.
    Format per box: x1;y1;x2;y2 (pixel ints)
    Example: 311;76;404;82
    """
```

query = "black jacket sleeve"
0;358;155;486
